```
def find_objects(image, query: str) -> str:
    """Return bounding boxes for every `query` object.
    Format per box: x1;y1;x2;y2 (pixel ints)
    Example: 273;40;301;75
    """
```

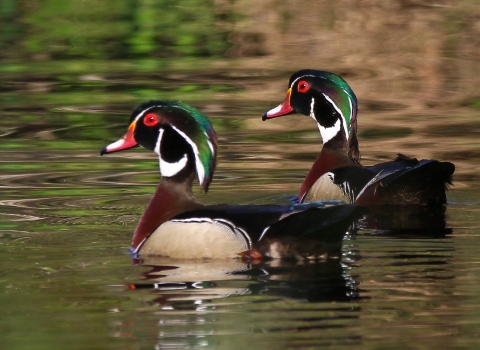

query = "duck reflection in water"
116;256;362;348
358;204;451;237
126;255;362;309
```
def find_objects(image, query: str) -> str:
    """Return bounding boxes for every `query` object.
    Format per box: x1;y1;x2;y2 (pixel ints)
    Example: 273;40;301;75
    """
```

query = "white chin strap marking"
155;128;188;177
319;119;341;144
170;125;206;186
323;93;350;139
310;96;342;144
159;154;188;177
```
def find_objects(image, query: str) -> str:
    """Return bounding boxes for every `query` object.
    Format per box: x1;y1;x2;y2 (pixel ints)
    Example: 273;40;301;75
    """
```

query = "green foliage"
10;0;231;60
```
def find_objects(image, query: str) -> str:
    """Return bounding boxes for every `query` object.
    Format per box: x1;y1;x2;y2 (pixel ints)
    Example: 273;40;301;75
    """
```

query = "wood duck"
263;69;455;206
101;100;365;260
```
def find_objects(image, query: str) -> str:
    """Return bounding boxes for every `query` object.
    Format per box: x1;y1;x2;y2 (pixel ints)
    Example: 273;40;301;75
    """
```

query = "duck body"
141;203;361;259
263;69;454;206
102;100;364;260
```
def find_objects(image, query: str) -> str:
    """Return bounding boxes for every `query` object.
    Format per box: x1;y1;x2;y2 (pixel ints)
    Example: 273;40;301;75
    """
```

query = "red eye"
297;80;310;93
144;113;159;127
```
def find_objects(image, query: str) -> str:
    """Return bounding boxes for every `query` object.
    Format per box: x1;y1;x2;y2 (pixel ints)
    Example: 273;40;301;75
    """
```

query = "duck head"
101;100;217;191
263;69;360;163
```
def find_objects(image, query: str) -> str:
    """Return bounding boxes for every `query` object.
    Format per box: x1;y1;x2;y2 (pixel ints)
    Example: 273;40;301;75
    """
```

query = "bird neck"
317;118;344;145
299;131;356;201
131;173;203;251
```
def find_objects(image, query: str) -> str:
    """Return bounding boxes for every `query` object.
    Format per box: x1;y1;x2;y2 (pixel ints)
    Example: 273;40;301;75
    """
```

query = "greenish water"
1;1;480;349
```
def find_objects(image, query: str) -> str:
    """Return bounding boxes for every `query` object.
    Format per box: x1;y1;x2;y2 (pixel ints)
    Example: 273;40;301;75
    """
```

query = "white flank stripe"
171;217;252;249
258;226;270;242
355;169;385;201
171;217;215;224
133;237;148;254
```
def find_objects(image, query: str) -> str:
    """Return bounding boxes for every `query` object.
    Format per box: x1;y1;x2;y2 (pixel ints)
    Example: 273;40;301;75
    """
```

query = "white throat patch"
323;93;350;141
318;118;341;144
156;128;188;177
171;125;206;186
310;96;342;144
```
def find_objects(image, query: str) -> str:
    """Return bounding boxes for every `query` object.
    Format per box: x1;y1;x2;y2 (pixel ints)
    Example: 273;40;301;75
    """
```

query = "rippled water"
1;1;480;349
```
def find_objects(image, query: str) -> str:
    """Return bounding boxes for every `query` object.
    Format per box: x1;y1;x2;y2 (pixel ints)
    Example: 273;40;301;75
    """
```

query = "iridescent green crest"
320;71;358;137
172;101;217;191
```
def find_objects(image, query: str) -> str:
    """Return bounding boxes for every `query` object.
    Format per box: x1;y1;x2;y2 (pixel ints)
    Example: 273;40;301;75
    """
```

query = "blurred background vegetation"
1;3;480;349
0;0;479;181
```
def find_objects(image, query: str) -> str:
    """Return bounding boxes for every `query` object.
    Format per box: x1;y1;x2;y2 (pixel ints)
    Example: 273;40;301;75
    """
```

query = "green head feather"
172;101;217;191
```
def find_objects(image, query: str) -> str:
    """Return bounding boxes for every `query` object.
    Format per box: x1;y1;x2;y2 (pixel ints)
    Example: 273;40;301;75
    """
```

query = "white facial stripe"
289;74;317;88
154;128;163;156
309;97;315;121
170;125;206;186
319;118;341;144
347;92;353;134
323;93;350;139
134;105;161;122
156;128;189;177
205;132;215;154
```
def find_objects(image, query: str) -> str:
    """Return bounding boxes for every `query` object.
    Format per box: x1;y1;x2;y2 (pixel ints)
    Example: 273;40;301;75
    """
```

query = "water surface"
1;1;480;349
